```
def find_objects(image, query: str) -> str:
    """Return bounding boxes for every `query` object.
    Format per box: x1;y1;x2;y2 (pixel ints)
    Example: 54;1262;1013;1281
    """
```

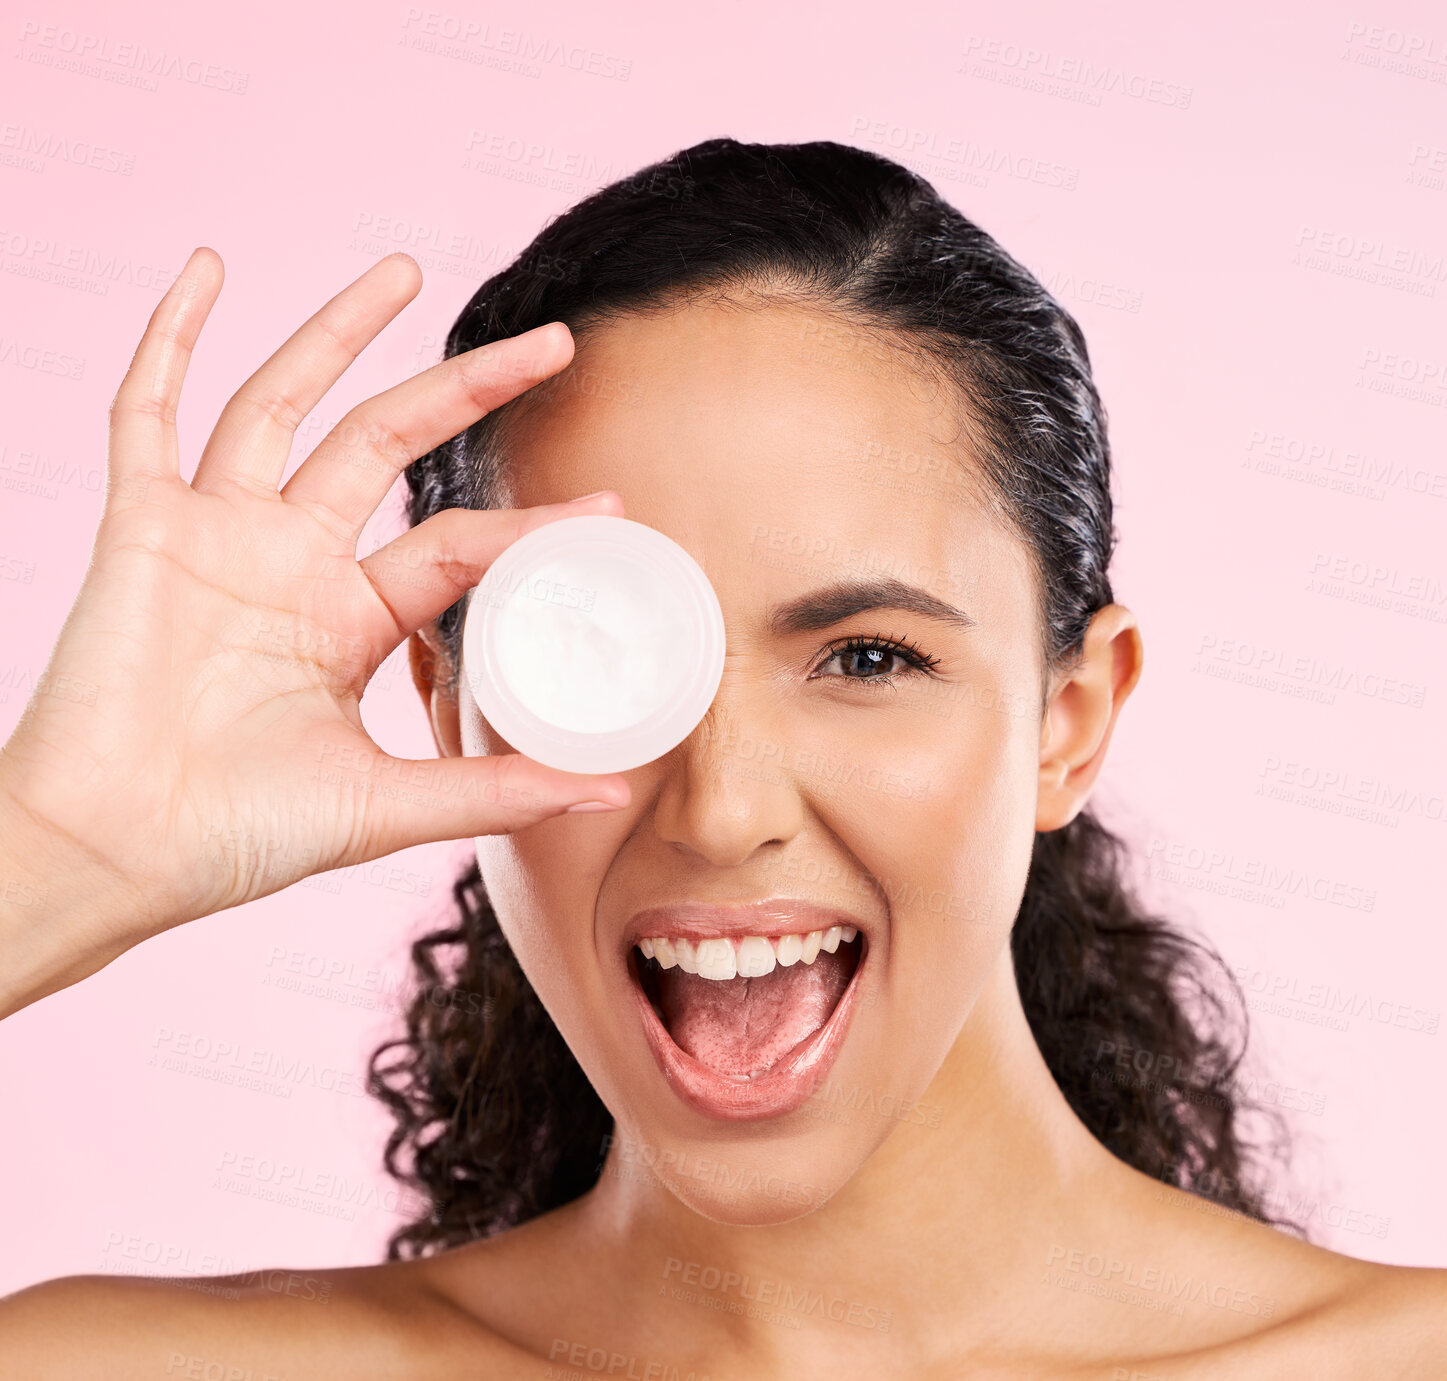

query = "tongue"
656;947;853;1078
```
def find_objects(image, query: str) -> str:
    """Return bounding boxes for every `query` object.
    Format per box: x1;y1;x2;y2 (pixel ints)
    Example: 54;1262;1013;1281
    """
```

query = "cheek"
475;826;607;1039
462;692;568;945
811;696;1039;1005
465;687;610;1027
459;691;507;759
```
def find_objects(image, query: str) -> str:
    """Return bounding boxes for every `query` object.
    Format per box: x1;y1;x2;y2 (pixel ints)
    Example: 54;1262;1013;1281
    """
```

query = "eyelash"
812;631;942;688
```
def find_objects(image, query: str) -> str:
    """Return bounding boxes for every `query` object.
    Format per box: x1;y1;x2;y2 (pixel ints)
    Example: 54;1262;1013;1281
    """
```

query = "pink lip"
624;902;870;1122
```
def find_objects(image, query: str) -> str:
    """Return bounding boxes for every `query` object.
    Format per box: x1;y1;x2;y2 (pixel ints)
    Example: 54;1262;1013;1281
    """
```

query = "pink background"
2;0;1445;1294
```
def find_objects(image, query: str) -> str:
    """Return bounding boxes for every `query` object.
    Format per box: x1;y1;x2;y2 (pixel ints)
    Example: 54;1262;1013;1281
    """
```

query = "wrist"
0;767;161;1017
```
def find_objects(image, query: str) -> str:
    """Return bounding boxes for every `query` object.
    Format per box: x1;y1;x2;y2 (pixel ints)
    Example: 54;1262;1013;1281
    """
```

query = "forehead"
493;298;1035;632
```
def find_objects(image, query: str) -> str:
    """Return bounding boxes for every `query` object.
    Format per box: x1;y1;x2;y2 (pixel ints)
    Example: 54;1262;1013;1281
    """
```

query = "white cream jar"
461;514;727;774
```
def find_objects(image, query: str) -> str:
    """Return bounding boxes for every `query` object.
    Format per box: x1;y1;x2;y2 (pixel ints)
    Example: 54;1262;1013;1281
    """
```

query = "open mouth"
626;924;867;1119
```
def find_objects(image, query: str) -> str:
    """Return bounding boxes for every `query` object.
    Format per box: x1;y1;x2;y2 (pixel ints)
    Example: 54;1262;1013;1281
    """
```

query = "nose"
649;687;807;870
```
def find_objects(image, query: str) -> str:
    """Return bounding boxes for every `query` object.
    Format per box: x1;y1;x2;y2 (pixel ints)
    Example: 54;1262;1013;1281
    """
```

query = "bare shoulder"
1307;1254;1447;1355
1161;1192;1447;1376
0;1255;538;1379
1186;1253;1447;1379
1078;1172;1447;1377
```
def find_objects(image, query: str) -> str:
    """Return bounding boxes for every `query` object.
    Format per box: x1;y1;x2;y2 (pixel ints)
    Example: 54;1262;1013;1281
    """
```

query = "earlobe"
1035;605;1144;832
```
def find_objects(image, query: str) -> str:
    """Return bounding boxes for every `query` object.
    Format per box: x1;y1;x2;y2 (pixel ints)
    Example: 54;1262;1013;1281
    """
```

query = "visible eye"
811;632;942;687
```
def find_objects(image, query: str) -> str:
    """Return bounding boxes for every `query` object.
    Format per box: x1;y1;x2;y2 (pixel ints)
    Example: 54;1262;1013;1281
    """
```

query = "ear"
1036;604;1144;832
409;626;463;759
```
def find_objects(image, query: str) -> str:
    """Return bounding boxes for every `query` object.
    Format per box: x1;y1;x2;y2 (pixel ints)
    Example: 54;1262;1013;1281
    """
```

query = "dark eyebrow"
767;576;977;638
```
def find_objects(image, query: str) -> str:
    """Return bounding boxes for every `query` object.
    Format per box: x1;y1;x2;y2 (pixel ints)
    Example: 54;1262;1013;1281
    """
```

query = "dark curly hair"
368;136;1296;1258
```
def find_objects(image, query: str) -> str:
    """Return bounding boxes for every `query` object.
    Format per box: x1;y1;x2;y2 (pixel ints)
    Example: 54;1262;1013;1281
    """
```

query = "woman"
1;138;1441;1377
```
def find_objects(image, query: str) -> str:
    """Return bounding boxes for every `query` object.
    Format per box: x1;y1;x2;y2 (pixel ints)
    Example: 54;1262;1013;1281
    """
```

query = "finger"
191;253;423;497
352;747;632;858
107;247;223;482
356;491;624;646
280;321;574;545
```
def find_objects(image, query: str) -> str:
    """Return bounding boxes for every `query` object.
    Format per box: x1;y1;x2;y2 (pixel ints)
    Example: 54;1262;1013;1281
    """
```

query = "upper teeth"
637;926;858;981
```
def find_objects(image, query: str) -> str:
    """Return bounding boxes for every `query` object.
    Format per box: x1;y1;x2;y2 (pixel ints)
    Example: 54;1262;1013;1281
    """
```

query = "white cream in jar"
462;514;726;774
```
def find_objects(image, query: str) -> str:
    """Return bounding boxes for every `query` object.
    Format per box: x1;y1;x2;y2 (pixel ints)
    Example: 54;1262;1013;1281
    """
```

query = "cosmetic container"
461;514;727;775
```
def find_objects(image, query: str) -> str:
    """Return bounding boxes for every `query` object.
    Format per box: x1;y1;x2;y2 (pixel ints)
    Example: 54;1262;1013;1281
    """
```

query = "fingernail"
565;800;624;814
570;490;613;504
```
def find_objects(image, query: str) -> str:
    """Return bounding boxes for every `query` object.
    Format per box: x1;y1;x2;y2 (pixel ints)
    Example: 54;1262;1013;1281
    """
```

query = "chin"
597;1113;870;1227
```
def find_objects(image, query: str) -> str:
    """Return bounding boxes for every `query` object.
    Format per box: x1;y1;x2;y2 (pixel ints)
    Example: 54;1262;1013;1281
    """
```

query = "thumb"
358;749;631;854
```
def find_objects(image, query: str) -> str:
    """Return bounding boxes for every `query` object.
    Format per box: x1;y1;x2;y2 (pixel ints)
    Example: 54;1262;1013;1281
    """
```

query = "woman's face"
449;299;1053;1225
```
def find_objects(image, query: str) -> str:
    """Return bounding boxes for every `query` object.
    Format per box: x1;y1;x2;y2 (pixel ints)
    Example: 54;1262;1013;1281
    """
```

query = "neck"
578;945;1129;1370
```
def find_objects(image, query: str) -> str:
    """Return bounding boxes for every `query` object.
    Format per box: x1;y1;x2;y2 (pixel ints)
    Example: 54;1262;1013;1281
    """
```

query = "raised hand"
0;249;629;1012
